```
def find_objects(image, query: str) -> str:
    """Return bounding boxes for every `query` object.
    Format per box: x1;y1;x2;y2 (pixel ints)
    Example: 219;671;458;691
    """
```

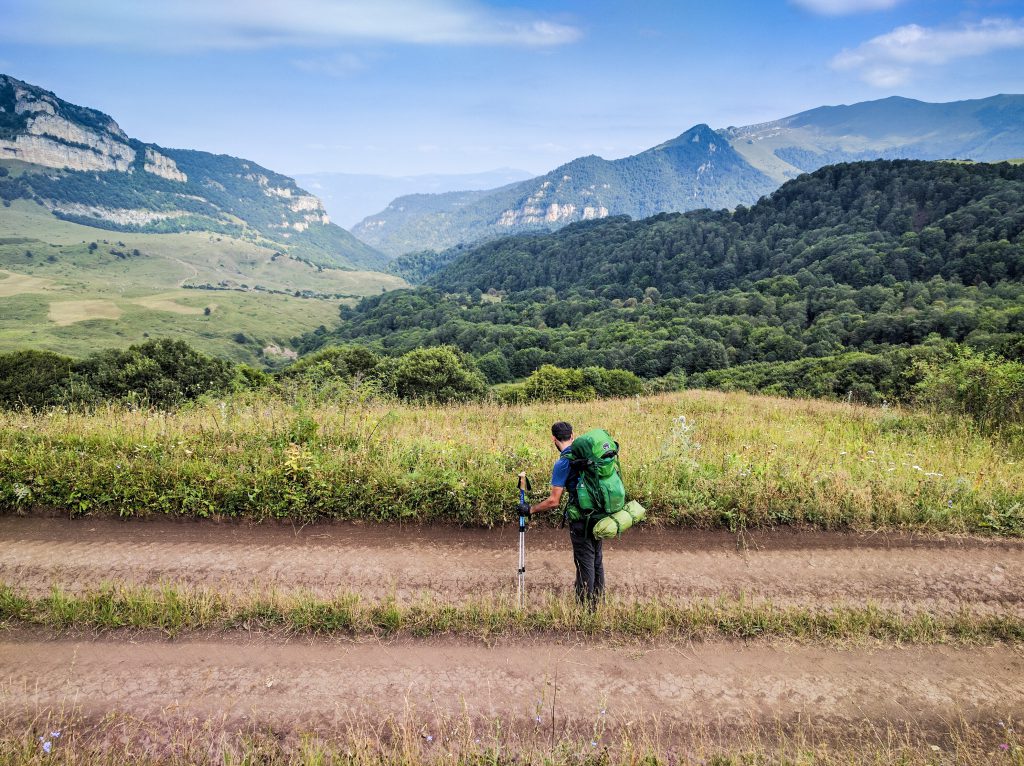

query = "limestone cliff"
0;73;387;270
0;75;188;180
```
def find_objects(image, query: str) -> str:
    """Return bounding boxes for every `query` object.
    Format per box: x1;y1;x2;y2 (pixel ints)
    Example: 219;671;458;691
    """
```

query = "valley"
0;199;405;364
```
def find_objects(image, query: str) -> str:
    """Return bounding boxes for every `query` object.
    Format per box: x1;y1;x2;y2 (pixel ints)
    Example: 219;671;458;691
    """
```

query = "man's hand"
518;500;530;517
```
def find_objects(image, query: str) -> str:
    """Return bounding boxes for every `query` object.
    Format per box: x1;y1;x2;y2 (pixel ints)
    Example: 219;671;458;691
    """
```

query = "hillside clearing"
0;269;55;297
46;299;122;325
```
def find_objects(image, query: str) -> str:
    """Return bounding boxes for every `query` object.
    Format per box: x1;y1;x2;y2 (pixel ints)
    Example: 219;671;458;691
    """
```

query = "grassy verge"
2;709;1021;765
1;391;1023;534
1;583;1021;644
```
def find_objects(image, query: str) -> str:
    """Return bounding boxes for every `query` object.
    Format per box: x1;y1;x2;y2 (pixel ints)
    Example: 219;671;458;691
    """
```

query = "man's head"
551;421;573;449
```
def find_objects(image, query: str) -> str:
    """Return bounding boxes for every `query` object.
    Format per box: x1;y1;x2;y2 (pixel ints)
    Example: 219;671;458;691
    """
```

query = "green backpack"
566;428;626;523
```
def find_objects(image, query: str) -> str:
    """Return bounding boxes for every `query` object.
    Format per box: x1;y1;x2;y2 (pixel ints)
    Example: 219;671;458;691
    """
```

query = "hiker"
520;421;604;608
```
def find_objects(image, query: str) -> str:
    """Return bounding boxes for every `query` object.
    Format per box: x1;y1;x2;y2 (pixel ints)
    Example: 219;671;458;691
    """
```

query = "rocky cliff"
0;74;385;270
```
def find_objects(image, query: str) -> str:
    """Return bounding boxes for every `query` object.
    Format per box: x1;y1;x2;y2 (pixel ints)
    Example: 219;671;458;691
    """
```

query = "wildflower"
948;500;954;507
426;735;433;743
1000;743;1010;751
535;716;542;723
600;709;606;715
591;740;598;747
50;731;60;738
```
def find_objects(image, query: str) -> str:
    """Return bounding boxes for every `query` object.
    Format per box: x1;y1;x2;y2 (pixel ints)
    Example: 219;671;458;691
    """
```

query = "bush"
916;348;1024;435
387;346;487;404
279;345;381;383
76;339;236;408
522;365;596;402
0;350;77;409
516;365;643;403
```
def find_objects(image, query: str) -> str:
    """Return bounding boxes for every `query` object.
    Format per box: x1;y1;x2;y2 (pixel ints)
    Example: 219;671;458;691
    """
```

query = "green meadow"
2;389;1021;534
0;199;406;365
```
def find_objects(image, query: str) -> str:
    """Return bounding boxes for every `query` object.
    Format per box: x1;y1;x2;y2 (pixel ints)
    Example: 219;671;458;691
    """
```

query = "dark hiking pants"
569;520;604;609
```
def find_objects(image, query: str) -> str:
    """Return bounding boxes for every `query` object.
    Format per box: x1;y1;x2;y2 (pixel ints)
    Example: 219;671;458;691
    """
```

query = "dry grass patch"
0;269;56;298
47;299;122;326
129;293;206;315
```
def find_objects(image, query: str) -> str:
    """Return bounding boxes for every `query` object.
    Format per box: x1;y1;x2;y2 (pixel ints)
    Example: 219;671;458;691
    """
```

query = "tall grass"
2;582;1021;644
2;708;1021;766
1;390;1022;533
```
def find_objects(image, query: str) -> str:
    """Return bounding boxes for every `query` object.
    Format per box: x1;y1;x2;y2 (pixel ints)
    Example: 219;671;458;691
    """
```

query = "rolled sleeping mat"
592;500;647;539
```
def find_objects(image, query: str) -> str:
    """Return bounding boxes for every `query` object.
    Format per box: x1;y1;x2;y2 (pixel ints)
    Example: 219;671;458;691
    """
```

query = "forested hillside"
300;161;1024;401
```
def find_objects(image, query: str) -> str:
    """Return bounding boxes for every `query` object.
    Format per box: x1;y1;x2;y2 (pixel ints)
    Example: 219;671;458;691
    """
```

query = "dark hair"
551;421;573;441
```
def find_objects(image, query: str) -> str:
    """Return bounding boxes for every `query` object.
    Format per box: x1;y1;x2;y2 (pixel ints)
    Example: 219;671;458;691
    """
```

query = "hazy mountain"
0;74;386;270
292;168;534;228
726;94;1024;183
354;124;777;257
353;94;1024;258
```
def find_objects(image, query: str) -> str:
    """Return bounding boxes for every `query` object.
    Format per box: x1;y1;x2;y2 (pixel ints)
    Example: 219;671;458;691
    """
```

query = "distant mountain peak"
352;94;1024;258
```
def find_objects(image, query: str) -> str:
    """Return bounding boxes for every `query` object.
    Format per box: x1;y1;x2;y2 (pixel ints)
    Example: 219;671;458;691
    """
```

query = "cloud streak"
0;0;582;51
792;0;907;16
832;17;1024;86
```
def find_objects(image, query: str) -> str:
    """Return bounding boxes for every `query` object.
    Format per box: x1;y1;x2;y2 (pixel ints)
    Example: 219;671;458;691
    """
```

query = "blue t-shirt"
551;446;577;493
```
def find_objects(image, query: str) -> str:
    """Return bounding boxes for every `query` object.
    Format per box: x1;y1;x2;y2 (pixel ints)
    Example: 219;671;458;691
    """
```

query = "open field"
2;390;1021;533
0;200;406;364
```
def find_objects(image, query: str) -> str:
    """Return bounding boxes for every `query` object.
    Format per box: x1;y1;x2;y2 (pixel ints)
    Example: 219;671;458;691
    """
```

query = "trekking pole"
517;472;531;609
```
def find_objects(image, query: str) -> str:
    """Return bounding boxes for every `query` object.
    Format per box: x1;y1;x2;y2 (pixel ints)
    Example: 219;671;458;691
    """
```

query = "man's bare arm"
528;486;564;515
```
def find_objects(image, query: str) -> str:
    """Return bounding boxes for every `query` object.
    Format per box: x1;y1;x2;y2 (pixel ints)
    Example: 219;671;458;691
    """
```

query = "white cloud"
293;53;368;78
0;0;582;51
792;0;907;16
832;17;1024;86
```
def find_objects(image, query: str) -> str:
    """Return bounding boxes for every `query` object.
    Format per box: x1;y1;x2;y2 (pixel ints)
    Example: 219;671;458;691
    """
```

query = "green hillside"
0;200;405;366
301;160;1024;400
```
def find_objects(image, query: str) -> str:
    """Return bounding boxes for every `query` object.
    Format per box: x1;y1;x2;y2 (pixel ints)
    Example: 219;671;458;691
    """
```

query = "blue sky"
2;0;1023;177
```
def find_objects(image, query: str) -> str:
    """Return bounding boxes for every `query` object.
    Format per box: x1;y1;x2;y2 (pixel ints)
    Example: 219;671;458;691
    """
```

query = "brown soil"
1;517;1021;614
2;517;1022;745
2;634;1022;737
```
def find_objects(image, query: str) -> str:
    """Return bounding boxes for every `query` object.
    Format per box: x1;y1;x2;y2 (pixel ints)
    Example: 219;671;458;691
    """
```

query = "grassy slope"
1;390;1020;533
0;200;406;364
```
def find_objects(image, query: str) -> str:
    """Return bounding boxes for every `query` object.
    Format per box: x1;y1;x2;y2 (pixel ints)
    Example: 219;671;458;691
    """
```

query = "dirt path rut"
1;518;1021;613
2;635;1021;735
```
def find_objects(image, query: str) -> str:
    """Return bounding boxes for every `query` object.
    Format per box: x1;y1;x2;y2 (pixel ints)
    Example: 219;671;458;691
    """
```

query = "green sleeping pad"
592;500;646;539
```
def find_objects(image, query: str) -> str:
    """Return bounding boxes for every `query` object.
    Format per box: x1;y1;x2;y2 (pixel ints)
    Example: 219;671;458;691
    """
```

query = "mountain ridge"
353;94;1024;258
0;74;386;270
353;123;776;257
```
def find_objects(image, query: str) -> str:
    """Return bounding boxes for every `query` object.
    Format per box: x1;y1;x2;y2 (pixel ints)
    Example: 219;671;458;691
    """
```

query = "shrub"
522;365;596;402
279;345;381;383
388;346;486;404
76;339;236;408
0;350;77;409
916;348;1024;435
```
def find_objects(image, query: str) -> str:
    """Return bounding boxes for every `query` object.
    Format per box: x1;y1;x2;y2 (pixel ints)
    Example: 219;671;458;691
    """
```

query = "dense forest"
300;161;1024;403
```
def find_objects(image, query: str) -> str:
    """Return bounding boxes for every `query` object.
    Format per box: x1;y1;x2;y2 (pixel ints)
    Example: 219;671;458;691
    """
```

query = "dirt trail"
1;518;1021;613
2;635;1021;735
